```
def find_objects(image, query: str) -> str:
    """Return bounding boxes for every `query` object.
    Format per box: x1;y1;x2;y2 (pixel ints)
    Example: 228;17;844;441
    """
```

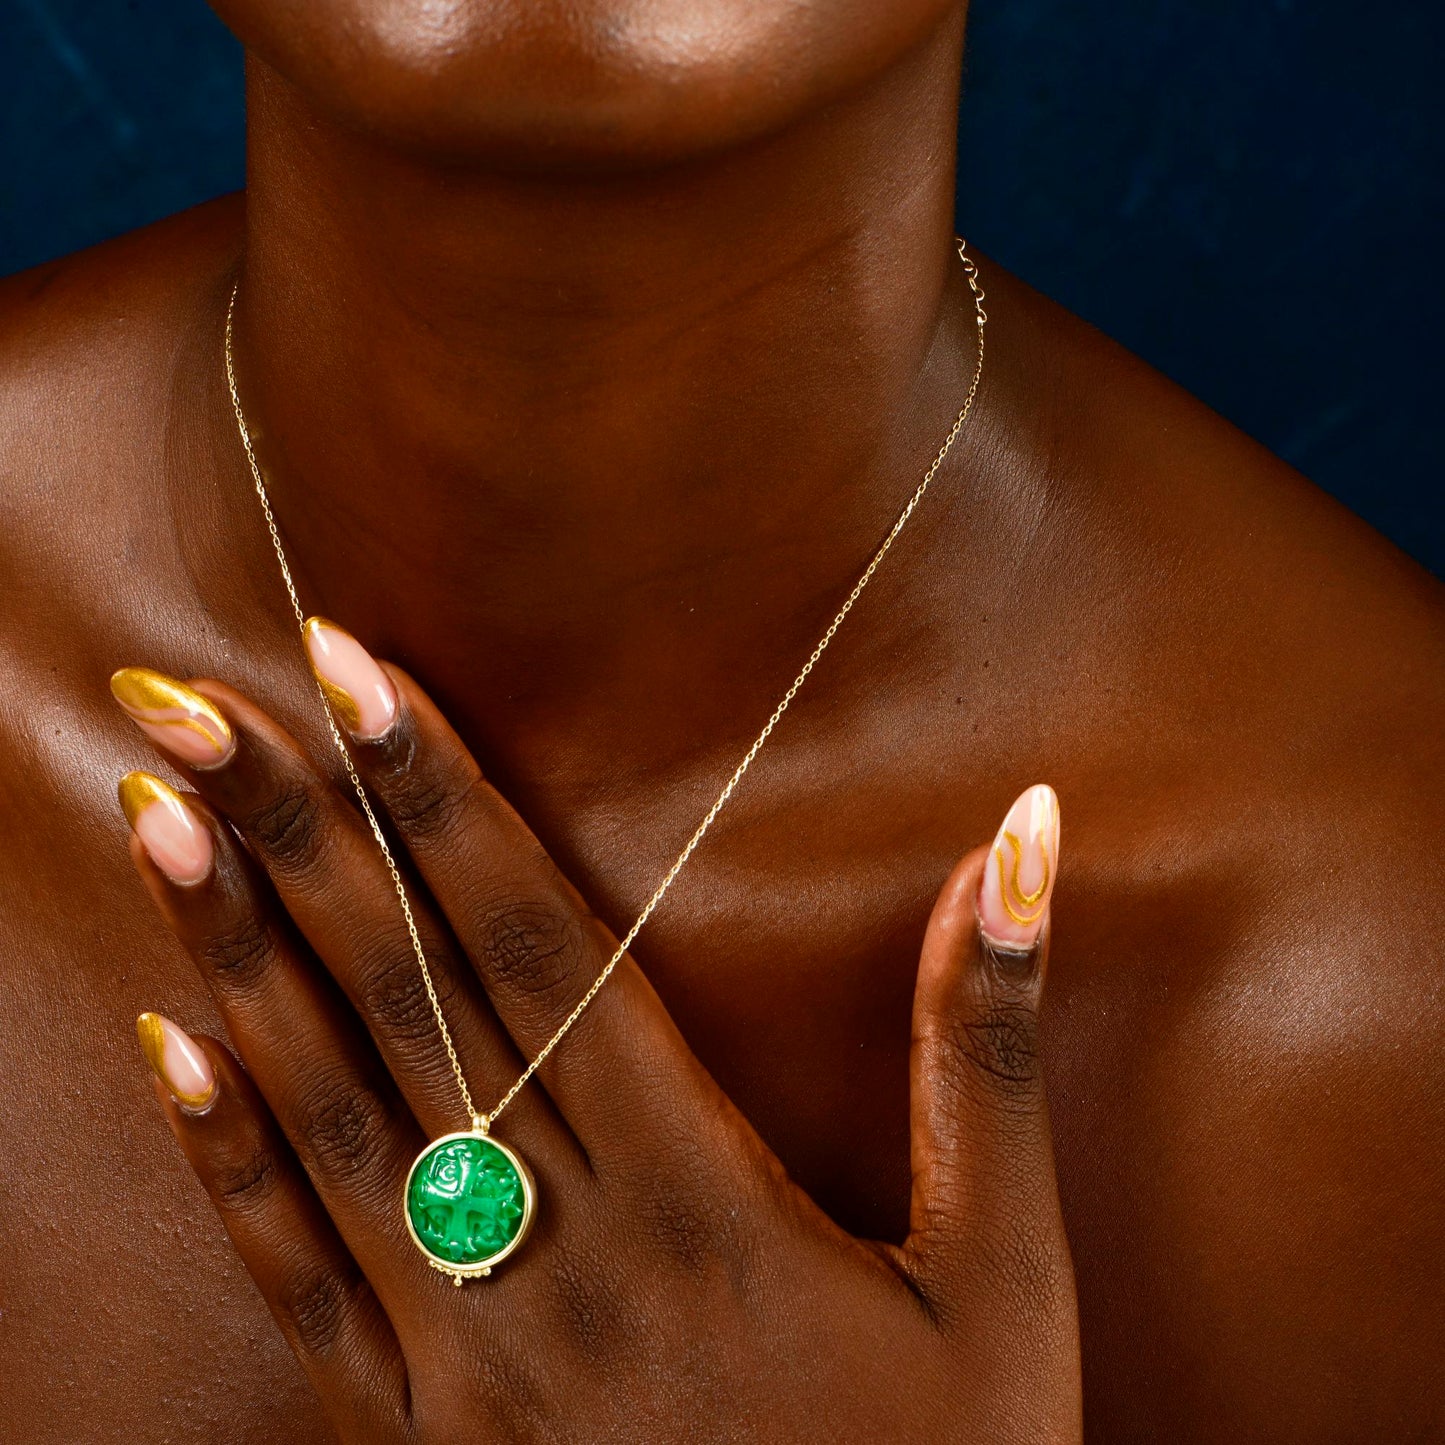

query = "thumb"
905;783;1075;1333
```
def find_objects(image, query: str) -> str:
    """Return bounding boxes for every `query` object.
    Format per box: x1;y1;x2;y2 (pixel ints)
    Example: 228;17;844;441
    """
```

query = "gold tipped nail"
302;618;363;732
117;770;182;829
136;1011;168;1079
136;1012;216;1110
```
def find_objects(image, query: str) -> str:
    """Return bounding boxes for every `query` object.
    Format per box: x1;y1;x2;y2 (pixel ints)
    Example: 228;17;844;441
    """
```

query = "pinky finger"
138;1014;411;1440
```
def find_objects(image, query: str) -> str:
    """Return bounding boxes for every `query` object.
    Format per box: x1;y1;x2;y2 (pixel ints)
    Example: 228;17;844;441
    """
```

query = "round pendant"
403;1130;537;1284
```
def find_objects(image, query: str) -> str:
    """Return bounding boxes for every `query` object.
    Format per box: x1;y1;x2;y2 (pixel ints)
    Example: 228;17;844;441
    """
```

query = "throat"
216;29;980;804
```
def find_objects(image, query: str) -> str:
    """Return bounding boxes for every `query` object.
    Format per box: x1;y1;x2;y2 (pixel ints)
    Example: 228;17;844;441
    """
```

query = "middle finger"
110;666;584;1180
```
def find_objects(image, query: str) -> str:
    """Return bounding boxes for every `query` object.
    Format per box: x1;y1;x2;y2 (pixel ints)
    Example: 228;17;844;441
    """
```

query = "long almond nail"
110;667;235;769
136;1012;216;1111
977;784;1060;950
303;617;398;740
119;772;214;884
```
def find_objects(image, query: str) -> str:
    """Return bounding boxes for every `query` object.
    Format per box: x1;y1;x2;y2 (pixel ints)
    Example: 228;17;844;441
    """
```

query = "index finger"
302;618;727;1165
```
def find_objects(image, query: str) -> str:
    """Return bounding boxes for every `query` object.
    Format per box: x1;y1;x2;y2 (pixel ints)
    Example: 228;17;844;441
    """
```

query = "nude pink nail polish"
136;1012;216;1111
118;772;214;885
977;784;1060;949
303;617;398;740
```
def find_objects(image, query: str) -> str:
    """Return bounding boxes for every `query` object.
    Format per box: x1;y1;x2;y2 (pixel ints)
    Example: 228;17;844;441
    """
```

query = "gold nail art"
302;618;362;731
994;795;1059;927
136;1012;214;1110
109;667;234;760
117;770;183;829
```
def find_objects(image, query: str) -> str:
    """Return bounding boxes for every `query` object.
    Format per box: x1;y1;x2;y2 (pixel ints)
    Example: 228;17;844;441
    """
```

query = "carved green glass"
405;1134;529;1272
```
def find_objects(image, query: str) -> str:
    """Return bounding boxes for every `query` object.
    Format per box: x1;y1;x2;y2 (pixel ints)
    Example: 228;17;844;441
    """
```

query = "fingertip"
376;658;417;694
150;1037;250;1142
375;659;446;745
916;844;990;995
109;667;237;769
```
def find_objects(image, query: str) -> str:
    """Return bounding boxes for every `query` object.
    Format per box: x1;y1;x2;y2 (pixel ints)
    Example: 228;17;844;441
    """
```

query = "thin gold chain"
223;238;988;1134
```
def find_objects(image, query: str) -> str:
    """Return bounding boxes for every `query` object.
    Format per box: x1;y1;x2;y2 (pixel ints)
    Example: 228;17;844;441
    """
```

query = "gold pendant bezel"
402;1129;538;1285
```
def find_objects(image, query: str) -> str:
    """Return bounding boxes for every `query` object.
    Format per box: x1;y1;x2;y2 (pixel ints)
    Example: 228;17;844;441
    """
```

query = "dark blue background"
3;1;1440;575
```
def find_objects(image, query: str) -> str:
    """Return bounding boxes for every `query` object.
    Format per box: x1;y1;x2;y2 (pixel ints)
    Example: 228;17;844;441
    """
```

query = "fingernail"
136;1012;216;1112
110;668;235;769
302;617;398;740
977;784;1060;950
119;771;214;884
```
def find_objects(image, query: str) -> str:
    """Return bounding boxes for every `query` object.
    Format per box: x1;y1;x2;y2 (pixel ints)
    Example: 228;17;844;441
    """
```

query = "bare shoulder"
0;195;245;816
0;203;327;1442
983;268;1445;1435
0;192;238;352
0;194;240;536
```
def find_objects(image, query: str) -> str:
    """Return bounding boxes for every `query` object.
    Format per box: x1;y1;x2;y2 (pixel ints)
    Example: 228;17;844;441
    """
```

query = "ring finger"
120;768;426;1285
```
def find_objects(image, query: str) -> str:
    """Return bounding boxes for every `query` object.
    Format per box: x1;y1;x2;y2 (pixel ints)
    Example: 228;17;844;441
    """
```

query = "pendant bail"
472;1111;490;1136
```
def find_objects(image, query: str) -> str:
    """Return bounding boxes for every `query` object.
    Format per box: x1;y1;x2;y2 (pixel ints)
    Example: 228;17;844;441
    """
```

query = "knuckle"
952;1002;1042;1107
277;1265;356;1358
382;757;474;842
465;1344;546;1442
245;779;327;867
210;1143;280;1211
357;941;456;1043
196;912;277;989
471;894;583;1002
642;1188;719;1274
294;1076;392;1181
547;1240;627;1361
634;1127;736;1277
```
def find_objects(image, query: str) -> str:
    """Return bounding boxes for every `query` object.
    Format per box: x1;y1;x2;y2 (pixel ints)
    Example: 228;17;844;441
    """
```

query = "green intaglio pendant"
403;1130;537;1284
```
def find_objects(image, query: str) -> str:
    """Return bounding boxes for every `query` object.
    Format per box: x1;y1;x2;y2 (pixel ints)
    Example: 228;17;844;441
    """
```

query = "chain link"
223;238;987;1133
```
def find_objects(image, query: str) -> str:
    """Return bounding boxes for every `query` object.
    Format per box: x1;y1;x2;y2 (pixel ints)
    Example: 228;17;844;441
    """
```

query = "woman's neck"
225;23;978;775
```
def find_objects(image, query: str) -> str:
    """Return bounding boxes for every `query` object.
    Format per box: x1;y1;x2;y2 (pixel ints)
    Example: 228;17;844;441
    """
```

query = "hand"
112;624;1081;1443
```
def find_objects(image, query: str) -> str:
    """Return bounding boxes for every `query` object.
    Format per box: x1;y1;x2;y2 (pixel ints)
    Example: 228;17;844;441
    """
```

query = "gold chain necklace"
223;239;988;1283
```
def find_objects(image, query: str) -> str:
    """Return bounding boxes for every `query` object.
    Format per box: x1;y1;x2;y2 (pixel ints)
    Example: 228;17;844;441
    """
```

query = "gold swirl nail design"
979;784;1060;948
110;667;234;767
995;818;1053;926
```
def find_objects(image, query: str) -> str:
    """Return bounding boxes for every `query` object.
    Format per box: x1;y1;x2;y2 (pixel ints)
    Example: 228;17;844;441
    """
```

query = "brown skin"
126;669;1080;1444
0;1;1442;1439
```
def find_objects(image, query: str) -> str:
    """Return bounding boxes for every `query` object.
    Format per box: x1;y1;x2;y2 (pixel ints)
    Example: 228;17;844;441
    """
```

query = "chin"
210;0;962;166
